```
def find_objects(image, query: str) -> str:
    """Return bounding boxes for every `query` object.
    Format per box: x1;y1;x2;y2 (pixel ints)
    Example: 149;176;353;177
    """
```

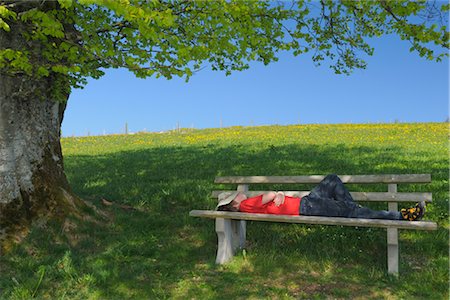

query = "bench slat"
215;174;431;184
211;191;432;202
189;210;437;231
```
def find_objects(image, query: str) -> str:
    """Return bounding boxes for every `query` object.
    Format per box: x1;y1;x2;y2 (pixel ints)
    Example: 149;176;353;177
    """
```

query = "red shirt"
239;195;301;216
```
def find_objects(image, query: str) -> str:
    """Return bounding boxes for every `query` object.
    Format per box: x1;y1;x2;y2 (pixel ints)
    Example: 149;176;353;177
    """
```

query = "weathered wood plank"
189;210;438;230
387;184;399;275
211;191;433;202
235;184;248;249
214;174;431;184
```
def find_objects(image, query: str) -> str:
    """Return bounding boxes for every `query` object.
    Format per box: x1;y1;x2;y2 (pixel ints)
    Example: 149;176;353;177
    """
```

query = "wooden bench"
189;174;438;275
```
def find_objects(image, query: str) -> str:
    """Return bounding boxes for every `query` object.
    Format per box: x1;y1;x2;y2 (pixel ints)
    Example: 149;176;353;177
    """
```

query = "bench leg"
215;218;234;264
386;193;399;276
387;227;399;275
238;220;246;249
215;219;247;264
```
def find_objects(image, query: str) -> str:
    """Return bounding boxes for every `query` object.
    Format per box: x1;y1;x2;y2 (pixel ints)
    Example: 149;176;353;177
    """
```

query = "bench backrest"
212;174;432;203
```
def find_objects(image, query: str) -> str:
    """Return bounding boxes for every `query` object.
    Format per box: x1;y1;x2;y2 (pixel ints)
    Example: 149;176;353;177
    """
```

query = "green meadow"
1;123;448;299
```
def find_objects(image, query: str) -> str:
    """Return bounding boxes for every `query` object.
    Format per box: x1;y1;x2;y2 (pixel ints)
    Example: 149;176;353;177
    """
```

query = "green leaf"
57;0;73;9
37;66;50;76
0;6;16;19
51;65;69;74
0;18;10;31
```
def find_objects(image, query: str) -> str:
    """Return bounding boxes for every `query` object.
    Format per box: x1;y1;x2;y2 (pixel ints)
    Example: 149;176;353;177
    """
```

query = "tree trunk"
0;73;77;247
0;7;82;251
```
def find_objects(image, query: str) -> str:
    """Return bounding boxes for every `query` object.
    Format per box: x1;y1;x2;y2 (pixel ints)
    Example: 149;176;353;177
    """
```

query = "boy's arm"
261;192;285;206
261;192;277;204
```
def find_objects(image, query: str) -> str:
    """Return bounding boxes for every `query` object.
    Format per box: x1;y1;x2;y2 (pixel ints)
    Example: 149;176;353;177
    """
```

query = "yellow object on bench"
189;174;437;276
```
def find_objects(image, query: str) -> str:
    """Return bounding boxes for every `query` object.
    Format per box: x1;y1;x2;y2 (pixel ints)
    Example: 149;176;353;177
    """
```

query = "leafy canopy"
0;0;448;100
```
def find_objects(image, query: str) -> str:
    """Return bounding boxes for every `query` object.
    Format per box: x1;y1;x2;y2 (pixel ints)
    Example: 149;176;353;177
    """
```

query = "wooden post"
234;184;248;249
215;184;248;264
387;183;399;275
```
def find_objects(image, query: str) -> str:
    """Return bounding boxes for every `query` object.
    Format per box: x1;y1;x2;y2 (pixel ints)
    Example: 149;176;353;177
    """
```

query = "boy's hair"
217;201;239;212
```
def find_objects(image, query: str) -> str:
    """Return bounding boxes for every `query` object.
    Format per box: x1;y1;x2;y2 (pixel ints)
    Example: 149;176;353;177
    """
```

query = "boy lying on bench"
217;174;425;221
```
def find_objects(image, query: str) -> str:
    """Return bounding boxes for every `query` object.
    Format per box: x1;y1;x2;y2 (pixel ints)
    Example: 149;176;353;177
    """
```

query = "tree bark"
0;73;75;246
0;3;82;251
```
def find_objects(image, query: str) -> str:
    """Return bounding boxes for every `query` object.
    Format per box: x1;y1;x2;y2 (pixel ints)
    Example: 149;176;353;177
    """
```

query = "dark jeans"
300;174;401;220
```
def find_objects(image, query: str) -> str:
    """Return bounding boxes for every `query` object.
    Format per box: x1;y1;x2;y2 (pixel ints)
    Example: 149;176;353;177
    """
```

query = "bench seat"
189;210;438;230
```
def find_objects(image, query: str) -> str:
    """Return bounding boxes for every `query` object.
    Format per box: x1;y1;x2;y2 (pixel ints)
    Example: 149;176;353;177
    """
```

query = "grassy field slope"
1;123;448;299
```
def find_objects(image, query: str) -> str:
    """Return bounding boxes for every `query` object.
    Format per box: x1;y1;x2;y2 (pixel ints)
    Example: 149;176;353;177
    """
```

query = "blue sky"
62;34;449;137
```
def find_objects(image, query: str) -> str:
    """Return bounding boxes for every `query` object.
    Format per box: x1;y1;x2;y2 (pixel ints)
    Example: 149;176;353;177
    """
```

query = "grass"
0;122;448;299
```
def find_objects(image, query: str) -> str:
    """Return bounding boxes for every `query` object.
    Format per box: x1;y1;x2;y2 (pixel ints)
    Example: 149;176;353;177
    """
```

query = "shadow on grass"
1;142;448;299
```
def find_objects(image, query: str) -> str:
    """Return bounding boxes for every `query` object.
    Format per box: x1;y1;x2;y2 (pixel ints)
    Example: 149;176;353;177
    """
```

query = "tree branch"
380;1;403;23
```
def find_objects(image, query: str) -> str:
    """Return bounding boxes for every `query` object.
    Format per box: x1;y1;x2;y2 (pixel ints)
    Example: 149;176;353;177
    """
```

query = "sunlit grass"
0;122;448;299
